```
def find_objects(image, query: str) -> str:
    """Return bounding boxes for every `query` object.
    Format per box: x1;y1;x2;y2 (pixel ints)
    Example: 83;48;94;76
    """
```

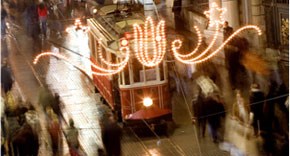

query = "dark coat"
1;65;13;94
11;123;39;156
48;119;61;155
204;97;225;130
250;88;265;120
102;120;122;156
192;92;207;137
223;26;233;43
24;4;40;38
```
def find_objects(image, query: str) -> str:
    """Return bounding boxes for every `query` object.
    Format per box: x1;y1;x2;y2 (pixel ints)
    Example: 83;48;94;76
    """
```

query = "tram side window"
140;67;156;82
112;53;117;64
123;65;130;85
159;63;164;81
132;58;143;83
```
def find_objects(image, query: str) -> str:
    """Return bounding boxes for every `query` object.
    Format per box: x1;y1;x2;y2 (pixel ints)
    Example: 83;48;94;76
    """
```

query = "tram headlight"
143;97;153;107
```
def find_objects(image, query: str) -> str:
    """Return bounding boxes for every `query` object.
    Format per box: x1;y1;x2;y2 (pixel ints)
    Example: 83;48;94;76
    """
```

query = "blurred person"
223;21;233;41
191;88;206;138
249;83;265;136
10;116;39;156
23;2;40;38
223;21;234;72
1;7;8;37
223;21;250;90
24;2;41;52
50;93;64;120
232;90;251;125
38;85;55;111
204;93;225;143
48;12;63;39
265;49;283;87
46;107;61;156
1;59;13;95
102;115;122;156
37;2;48;38
260;81;289;156
262;81;278;132
66;118;80;156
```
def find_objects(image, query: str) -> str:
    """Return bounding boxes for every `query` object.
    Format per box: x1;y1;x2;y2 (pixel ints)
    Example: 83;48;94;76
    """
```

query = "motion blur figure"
102;115;122;156
1;60;13;95
249;83;265;136
204;94;225;143
66;119;80;156
37;2;48;38
191;88;206;138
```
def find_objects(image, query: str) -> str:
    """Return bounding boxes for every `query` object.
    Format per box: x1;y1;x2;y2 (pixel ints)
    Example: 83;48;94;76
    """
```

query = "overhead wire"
194;93;289;120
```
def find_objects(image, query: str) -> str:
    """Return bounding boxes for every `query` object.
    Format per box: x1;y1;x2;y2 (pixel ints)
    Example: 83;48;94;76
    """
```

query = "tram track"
47;30;190;156
45;25;194;156
122;126;186;156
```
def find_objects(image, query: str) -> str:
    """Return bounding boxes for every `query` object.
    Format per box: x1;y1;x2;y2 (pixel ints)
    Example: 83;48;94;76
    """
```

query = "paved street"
3;1;287;156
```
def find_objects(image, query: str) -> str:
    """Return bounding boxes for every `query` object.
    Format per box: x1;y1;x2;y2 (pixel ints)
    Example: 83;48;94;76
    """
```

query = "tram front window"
140;67;156;82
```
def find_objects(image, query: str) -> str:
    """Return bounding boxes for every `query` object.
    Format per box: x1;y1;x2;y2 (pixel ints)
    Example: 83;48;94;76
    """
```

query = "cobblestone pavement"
6;15;103;155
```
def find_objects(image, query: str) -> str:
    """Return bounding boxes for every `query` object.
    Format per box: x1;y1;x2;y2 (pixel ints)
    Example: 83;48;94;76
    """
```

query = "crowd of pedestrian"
189;21;289;155
1;60;40;155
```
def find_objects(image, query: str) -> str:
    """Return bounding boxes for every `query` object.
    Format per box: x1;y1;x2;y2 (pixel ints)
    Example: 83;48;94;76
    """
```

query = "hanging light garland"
171;2;262;64
33;41;130;76
133;17;166;67
34;4;263;75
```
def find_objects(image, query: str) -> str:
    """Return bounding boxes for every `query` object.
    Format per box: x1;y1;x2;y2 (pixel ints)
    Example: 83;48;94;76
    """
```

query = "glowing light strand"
183;24;220;62
96;39;129;67
33;46;130;76
133;17;166;67
172;25;262;64
174;26;202;58
171;2;262;64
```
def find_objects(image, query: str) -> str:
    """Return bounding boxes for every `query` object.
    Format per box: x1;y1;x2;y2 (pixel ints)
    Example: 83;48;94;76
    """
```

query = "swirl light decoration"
33;41;130;76
171;2;262;64
133;17;166;67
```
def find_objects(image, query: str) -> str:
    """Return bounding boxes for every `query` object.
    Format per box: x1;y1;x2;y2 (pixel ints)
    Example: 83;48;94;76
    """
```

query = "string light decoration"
204;2;226;27
171;2;262;64
133;17;166;67
33;42;131;76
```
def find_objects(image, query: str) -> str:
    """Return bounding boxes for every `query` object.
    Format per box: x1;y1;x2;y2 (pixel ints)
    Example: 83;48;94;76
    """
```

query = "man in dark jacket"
102;115;122;156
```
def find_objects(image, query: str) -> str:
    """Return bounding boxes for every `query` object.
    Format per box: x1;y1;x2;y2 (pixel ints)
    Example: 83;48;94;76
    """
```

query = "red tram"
87;4;172;126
